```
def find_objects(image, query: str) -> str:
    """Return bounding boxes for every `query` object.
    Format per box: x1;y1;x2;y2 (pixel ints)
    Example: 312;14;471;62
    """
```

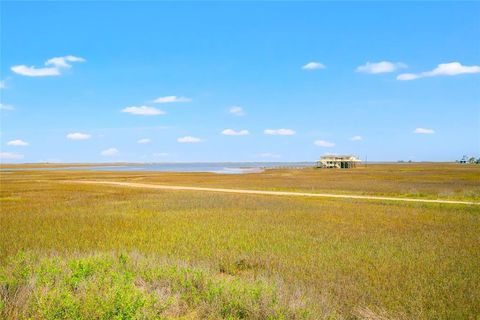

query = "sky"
1;1;479;163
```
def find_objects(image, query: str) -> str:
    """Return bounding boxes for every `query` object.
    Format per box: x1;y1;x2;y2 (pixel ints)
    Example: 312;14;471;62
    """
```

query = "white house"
316;155;361;169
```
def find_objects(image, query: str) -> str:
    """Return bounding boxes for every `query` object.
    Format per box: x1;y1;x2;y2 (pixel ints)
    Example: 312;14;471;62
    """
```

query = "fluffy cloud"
0;103;14;110
229;106;245;116
314;140;335;147
0;152;24;160
10;65;60;77
101;148;119;156
177;136;202;143
7;139;29;146
11;55;85;77
413;128;435;134
356;61;407;74
67;132;91;140
428;62;480;76
349;135;363;141
396;73;419;80
264;129;296;136
221;129;250;136
122;106;165;116
302;62;326;70
397;62;480;80
153;96;191;103
137;138;151;144
46;55;85;68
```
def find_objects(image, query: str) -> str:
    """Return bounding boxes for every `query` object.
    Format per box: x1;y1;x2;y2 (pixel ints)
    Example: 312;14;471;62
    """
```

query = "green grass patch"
1;252;311;319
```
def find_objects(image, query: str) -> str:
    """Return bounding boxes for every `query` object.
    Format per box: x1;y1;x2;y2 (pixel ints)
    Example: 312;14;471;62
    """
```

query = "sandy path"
65;180;480;205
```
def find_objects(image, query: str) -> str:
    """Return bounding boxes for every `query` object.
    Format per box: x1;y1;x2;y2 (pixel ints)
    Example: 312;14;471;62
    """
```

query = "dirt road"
65;180;480;205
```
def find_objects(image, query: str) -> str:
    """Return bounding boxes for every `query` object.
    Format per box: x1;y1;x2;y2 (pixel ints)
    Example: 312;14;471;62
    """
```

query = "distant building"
316;155;361;169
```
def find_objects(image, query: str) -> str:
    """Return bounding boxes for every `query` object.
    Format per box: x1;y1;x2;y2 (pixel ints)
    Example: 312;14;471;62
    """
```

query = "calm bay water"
2;162;315;174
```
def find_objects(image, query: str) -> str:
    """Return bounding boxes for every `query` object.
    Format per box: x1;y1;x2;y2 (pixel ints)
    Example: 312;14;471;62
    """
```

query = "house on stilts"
316;155;361;169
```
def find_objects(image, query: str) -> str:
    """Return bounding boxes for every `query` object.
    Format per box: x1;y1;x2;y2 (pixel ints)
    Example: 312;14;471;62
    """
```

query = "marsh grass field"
1;163;479;319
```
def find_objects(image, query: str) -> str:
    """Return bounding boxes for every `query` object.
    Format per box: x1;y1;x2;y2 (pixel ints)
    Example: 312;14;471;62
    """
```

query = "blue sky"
1;1;479;163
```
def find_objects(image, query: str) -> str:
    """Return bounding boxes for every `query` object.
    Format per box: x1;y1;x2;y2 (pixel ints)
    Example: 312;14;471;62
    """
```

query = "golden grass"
1;164;480;319
4;163;479;200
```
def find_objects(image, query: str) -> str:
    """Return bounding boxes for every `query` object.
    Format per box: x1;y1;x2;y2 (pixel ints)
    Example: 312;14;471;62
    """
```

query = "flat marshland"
1;163;479;319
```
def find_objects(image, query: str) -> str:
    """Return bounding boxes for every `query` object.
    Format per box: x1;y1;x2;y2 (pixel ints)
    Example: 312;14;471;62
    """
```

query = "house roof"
320;155;358;160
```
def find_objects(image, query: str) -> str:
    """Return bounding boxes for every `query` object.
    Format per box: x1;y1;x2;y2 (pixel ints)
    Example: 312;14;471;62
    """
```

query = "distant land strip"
64;180;480;205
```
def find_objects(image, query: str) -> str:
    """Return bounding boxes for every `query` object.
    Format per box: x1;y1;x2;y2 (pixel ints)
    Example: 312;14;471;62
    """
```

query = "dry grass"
1;164;480;319
4;163;479;200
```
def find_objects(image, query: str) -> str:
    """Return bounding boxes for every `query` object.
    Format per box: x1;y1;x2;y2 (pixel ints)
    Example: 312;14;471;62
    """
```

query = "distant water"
1;162;315;174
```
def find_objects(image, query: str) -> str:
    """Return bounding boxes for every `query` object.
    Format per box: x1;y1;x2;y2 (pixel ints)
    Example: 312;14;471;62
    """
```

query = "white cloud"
0;80;6;89
427;62;480;76
153;96;191;103
137;138;151;144
177;136;202;143
396;73;419;80
314;140;335;147
302;62;326;70
221;129;250;136
264;128;296;136
11;55;85;77
101;148;119;156
67;132;91;140
0;103;14;110
122;106;165;116
229;106;245;116
349;135;363;141
413;128;435;134
397;62;480;80
7;139;29;146
258;152;281;158
46;55;85;68
11;65;60;77
356;61;407;74
0;152;24;160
